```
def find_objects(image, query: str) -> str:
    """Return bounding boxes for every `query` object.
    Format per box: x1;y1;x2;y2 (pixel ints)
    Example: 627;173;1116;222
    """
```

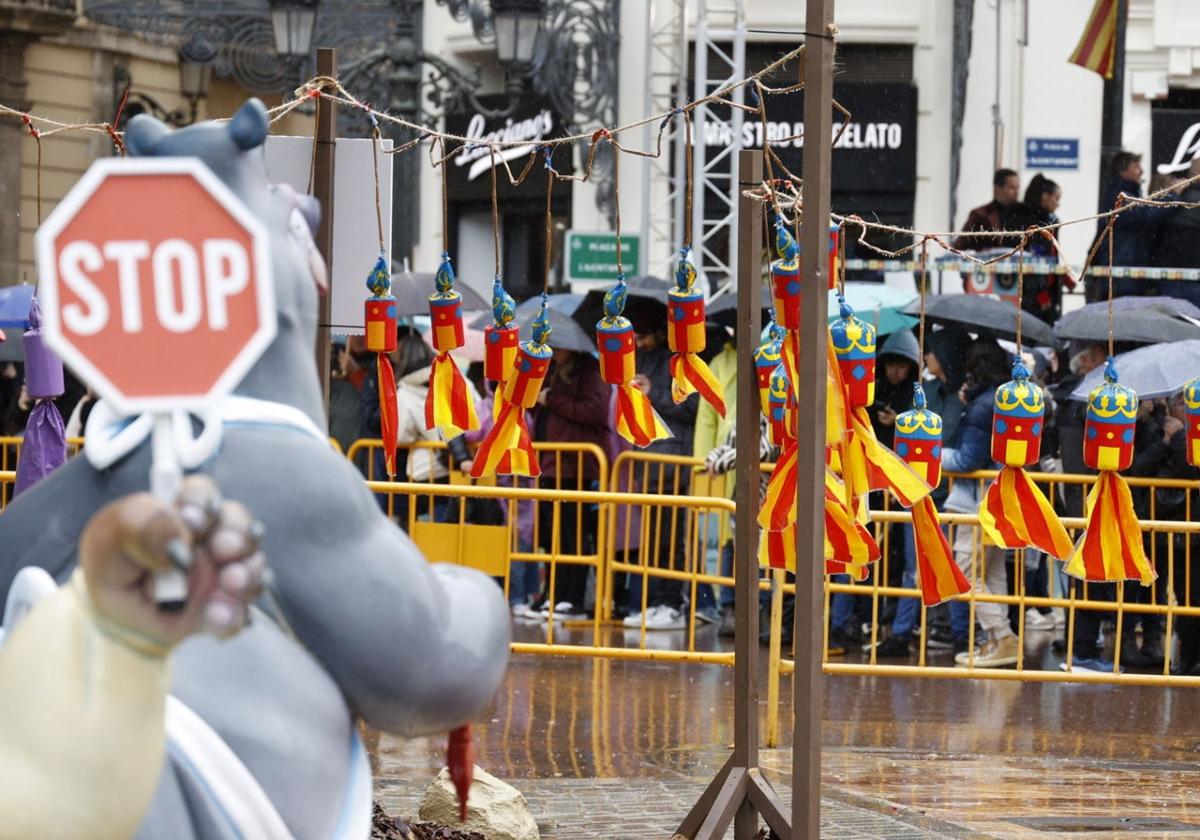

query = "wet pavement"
372;619;1200;838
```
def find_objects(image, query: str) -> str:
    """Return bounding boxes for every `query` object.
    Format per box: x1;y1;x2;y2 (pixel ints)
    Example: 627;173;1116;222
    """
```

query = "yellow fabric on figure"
0;571;170;840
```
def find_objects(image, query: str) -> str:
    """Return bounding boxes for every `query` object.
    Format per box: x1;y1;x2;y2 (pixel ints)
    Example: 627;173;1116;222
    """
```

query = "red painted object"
447;725;474;822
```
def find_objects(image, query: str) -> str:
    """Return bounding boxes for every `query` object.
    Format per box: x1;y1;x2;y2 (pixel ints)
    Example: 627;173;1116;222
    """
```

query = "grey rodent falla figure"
0;99;510;838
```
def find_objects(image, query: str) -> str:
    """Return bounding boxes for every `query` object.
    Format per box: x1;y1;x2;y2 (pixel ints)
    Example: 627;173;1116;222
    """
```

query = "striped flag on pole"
1069;0;1118;78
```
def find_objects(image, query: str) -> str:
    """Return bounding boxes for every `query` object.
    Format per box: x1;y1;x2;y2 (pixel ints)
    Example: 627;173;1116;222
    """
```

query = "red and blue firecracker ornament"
1184;376;1200;466
829;294;877;410
484;275;519;386
1065;359;1155;584
364;252;400;478
470;295;553;478
978;357;1072;558
426;252;480;439
596;275;671;447
754;315;785;430
894;384;970;606
667;247;725;416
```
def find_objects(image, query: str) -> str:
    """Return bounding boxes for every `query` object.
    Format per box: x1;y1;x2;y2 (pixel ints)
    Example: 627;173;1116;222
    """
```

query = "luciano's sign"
1153;108;1200;176
697;81;918;196
444;97;572;202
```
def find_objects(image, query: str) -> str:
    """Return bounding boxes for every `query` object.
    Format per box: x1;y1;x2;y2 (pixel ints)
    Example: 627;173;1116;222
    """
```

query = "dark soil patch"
372;802;485;840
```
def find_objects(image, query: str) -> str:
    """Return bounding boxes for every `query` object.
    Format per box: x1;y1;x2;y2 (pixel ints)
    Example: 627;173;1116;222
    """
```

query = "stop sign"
35;157;275;414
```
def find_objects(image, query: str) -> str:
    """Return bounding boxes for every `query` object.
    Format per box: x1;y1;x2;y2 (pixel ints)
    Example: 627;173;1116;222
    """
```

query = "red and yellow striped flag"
1069;0;1118;79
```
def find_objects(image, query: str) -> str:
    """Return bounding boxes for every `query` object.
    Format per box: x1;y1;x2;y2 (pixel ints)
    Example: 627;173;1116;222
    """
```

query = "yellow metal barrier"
366;479;736;663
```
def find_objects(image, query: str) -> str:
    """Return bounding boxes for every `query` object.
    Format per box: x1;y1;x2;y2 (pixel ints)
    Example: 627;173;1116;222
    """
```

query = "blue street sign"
1025;137;1079;170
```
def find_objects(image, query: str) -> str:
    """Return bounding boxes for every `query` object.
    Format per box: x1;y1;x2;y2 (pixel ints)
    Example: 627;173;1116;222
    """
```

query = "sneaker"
828;627;859;651
1025;608;1056;632
621;611;645;628
695;606;721;625
925;626;955;650
539;601;586;621
511;601;541;620
1141;634;1166;668
1060;657;1121;674
1051;608;1067;630
718;608;736;638
955;634;1019;668
866;635;912;658
642;604;687;631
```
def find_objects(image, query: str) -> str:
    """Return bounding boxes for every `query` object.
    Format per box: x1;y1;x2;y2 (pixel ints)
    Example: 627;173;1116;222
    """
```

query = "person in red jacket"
952;168;1027;252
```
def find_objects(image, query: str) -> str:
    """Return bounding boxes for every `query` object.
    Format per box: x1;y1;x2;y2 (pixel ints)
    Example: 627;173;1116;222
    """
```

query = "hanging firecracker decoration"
824;223;841;291
667;246;726;416
484;275;519;386
470;296;553;478
829;298;928;512
425;252;480;439
364;252;400;478
756;363;879;578
977;357;1073;558
1184;376;1200;466
596;275;671;447
770;220;802;332
754;317;786;424
1065;359;1155;584
829;295;877;410
894;384;971;606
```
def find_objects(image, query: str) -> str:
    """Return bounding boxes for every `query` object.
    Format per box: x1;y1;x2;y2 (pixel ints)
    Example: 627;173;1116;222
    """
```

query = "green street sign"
565;231;641;282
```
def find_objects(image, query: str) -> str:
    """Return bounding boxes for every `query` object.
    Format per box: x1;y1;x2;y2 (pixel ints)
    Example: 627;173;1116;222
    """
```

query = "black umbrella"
390;271;489;316
470;294;594;354
706;289;770;329
572;274;670;336
1054;299;1200;344
903;294;1057;347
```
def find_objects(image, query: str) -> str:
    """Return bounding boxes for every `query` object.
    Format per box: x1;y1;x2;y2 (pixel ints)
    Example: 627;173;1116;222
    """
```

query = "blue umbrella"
0;284;34;329
829;283;918;335
1070;340;1200;401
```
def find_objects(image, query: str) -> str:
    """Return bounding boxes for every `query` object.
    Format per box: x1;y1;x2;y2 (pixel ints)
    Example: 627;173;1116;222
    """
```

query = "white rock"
418;765;539;840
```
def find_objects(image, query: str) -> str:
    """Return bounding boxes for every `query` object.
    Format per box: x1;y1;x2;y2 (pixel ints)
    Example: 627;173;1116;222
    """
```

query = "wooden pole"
313;47;337;416
731;148;764;840
794;2;835;838
675;150;789;840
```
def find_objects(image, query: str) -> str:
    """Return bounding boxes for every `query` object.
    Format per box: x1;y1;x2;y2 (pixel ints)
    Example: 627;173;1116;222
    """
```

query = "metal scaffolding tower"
639;0;745;296
693;0;746;298
639;0;688;277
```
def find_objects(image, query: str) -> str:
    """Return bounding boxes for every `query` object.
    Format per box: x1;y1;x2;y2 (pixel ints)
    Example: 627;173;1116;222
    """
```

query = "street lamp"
178;33;216;123
268;0;318;59
491;0;543;67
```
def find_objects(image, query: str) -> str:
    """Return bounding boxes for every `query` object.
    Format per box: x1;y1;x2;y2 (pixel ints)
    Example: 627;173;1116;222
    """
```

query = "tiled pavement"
375;775;965;839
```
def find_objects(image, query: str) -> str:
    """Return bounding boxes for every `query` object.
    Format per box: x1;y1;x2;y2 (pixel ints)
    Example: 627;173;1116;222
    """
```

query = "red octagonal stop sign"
35;158;275;414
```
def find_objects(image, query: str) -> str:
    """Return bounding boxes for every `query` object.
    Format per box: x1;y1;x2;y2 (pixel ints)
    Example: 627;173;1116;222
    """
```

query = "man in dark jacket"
952;168;1028;252
1154;159;1200;300
1089;151;1180;300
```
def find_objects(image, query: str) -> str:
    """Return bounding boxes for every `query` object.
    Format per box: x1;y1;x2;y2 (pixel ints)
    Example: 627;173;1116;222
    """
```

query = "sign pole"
313;46;337;413
794;1;836;837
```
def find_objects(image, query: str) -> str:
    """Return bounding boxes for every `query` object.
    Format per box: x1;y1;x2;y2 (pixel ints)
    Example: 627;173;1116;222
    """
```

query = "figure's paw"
80;475;266;650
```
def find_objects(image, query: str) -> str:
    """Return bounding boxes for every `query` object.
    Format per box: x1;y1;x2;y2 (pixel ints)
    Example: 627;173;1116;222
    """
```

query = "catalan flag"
1069;0;1119;79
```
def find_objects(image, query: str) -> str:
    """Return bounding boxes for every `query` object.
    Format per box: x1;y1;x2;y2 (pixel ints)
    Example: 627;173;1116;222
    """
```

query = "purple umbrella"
14;297;66;496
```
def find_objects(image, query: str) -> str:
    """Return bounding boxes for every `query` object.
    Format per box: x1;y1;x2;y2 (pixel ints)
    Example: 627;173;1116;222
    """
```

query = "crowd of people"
953;152;1200;321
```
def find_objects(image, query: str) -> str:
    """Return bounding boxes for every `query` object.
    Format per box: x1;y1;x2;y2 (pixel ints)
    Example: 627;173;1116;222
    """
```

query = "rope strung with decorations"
1064;217;1155;584
592;130;671;447
977;248;1073;559
424;142;480;440
891;239;970;606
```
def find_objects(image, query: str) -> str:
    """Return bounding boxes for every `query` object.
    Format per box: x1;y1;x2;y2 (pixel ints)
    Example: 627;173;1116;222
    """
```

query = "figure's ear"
228;98;269;151
124;113;170;157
